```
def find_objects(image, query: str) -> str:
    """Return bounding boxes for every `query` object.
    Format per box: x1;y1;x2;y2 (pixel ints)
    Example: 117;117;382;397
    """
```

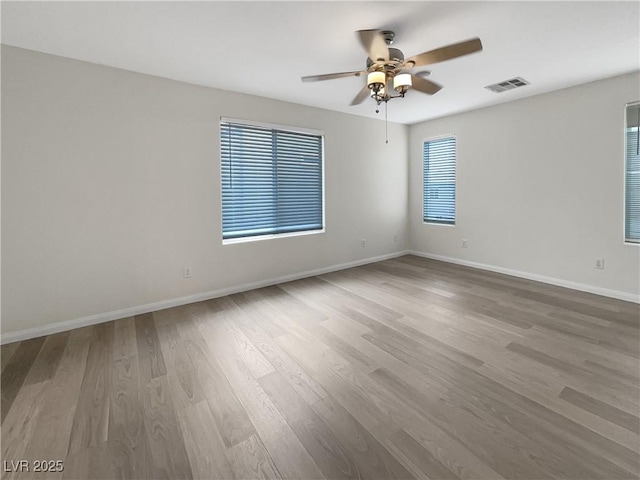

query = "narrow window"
221;119;324;242
423;136;456;225
625;102;640;244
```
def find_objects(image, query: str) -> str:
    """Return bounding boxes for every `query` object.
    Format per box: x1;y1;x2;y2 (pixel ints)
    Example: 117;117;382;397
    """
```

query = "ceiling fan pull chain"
385;101;389;144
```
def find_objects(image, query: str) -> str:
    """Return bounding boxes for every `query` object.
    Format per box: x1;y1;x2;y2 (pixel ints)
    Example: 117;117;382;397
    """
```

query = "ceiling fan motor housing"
366;47;405;72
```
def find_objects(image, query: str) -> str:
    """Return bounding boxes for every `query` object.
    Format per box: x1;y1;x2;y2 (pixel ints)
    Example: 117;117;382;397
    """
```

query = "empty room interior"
1;1;639;479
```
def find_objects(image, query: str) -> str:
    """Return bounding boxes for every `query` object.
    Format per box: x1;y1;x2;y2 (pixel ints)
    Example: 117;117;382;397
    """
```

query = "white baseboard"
0;251;409;345
5;248;635;344
407;250;640;304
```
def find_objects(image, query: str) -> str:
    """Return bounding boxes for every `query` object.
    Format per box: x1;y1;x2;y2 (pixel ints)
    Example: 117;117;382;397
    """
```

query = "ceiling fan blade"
350;84;370;106
410;74;443;95
357;29;389;62
302;71;365;82
405;37;483;68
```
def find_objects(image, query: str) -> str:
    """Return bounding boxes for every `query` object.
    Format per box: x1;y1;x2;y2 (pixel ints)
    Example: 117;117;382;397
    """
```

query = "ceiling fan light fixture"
393;73;412;94
371;85;386;101
367;71;385;89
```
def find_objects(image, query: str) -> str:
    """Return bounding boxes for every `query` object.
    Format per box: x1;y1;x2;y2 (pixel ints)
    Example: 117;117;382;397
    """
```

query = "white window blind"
423;136;456;225
625;105;640;243
221;120;323;241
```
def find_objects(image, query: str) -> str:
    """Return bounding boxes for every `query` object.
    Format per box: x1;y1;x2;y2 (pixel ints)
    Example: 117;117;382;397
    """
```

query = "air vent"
484;77;529;93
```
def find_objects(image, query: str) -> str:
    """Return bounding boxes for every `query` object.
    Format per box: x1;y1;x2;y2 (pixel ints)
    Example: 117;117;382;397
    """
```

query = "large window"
221;118;324;241
626;102;640;244
423;135;456;225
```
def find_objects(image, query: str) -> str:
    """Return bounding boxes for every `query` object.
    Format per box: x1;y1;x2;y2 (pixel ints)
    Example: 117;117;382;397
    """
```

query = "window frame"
624;102;640;246
422;134;457;226
220;117;325;245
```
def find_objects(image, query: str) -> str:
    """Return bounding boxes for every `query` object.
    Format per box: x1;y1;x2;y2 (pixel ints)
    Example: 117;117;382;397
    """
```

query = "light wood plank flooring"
1;255;639;479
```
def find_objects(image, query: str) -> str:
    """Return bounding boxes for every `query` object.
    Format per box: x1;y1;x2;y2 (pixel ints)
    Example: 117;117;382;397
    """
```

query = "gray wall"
409;72;640;298
1;46;408;336
3;44;638;339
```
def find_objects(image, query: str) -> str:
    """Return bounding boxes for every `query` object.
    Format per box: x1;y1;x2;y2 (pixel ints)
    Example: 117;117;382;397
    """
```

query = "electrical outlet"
595;259;605;270
361;239;367;248
461;239;468;248
183;266;192;278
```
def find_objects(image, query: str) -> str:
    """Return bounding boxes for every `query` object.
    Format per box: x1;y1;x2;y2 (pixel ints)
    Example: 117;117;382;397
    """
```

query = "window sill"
223;228;325;245
423;221;456;227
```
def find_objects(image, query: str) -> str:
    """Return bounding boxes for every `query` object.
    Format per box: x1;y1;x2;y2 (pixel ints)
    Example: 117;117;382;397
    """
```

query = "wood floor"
1;255;639;480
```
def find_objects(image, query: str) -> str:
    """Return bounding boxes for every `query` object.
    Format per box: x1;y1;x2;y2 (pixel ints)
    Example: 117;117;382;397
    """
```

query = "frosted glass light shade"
393;73;412;91
367;71;385;87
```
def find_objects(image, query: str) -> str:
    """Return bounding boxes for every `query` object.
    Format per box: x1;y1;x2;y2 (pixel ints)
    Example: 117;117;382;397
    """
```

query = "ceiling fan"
302;30;483;108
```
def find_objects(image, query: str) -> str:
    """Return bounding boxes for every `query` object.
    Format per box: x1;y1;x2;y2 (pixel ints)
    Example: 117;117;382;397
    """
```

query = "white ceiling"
2;1;639;125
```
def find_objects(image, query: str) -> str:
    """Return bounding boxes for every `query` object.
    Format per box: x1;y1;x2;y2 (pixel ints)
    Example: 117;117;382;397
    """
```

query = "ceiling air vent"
484;77;529;93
